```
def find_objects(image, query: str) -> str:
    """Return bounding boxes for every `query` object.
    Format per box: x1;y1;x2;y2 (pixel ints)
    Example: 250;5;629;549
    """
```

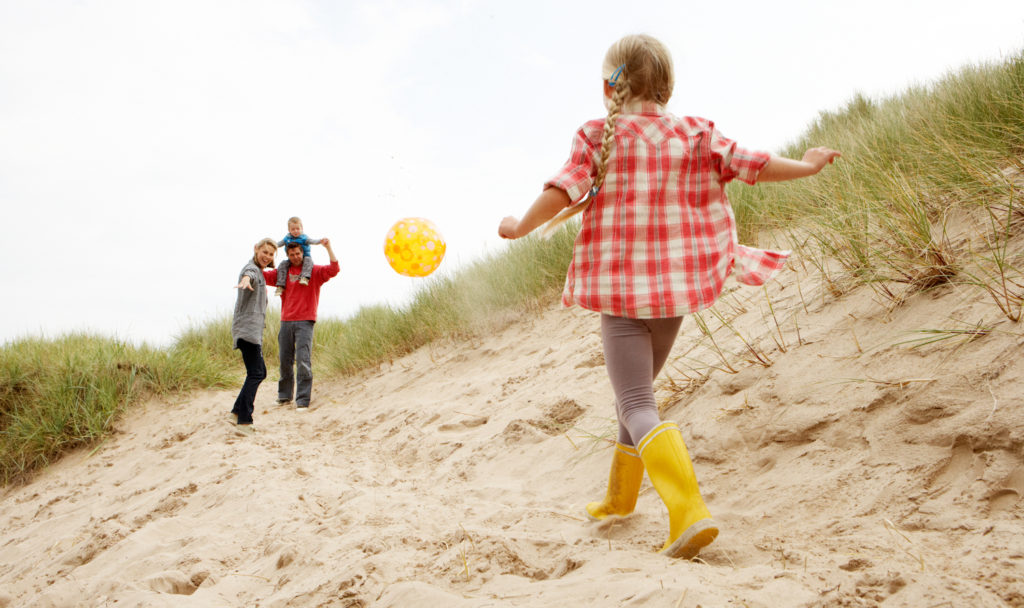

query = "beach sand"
1;261;1023;607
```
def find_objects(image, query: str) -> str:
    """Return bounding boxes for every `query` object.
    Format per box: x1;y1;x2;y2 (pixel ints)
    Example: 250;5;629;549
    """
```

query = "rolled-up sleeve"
315;260;340;282
709;127;770;185
544;123;601;203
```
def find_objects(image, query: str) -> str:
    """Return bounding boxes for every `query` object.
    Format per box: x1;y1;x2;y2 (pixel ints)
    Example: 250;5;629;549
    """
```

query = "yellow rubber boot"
585;442;644;521
637;422;718;559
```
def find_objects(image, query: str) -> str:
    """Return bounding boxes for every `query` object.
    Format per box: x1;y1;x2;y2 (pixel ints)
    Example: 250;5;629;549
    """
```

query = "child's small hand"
320;237;330;247
498;216;520;239
801;147;842;173
236;275;254;291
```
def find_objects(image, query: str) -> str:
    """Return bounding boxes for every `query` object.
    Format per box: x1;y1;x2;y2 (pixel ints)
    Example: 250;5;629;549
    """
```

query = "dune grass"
0;334;235;483
3;50;1023;484
0;230;576;484
319;227;578;375
730;51;1024;309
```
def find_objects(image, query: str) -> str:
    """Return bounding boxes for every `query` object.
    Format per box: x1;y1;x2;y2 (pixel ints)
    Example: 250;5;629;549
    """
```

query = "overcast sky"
3;0;1023;347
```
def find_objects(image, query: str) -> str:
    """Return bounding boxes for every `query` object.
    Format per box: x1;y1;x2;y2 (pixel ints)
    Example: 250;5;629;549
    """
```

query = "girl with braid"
498;34;839;559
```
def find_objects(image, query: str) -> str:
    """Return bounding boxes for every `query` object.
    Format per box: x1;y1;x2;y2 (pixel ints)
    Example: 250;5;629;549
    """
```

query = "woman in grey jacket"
230;238;278;435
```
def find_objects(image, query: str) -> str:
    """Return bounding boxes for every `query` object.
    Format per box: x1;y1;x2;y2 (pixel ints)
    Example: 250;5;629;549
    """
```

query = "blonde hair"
255;237;277;251
287;216;303;228
541;34;674;238
253;237;278;268
601;34;673;105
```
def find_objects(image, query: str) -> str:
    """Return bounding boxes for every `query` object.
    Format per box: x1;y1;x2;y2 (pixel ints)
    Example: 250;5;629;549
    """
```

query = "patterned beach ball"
384;217;446;277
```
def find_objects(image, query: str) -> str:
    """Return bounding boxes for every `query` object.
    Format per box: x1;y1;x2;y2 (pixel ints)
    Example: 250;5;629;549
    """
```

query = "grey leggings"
601;314;684;447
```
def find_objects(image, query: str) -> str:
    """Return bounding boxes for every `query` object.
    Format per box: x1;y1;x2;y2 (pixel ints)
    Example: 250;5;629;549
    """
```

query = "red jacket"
263;260;339;322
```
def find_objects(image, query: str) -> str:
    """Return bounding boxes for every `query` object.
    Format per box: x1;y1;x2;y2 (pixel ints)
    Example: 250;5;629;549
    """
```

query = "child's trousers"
600;314;684;446
277;255;315;286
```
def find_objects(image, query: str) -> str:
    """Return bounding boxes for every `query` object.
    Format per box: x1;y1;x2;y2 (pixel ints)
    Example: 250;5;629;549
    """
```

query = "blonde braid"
592;79;630;194
540;74;630;238
539;35;674;238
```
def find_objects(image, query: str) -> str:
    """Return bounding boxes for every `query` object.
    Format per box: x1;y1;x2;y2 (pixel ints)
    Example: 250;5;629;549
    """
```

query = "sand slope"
1;264;1023;607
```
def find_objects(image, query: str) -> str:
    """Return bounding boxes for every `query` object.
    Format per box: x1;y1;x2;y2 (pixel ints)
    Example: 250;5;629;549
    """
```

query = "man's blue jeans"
278;320;314;405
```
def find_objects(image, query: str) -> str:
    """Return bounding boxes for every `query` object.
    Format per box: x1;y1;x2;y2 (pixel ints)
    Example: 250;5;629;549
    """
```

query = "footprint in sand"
499;420;547;445
464;537;584;582
574;352;604;369
132;483;198;528
529;398;586;436
143;570;197;595
988;466;1024;515
988;488;1020;514
928;435;975;491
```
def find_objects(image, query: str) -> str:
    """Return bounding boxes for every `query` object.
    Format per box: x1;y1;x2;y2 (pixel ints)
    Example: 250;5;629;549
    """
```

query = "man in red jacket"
265;238;340;410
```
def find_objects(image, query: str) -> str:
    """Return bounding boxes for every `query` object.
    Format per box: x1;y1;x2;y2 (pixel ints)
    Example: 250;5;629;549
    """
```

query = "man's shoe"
228;412;238;424
234;424;256;436
296;404;309;411
276;398;292;405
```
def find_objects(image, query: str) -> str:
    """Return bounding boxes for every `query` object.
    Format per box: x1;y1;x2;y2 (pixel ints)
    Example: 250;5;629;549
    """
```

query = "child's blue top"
277;234;321;257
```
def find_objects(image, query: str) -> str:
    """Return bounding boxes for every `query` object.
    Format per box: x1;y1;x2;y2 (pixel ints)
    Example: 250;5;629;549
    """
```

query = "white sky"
2;0;1023;346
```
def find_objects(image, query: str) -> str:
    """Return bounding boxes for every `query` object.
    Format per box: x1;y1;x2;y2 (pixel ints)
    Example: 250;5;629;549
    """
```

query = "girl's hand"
236;275;254;291
801;147;842;173
498;216;521;239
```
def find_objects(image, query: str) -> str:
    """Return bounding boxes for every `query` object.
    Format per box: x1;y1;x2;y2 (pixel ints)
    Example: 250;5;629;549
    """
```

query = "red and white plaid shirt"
546;101;789;318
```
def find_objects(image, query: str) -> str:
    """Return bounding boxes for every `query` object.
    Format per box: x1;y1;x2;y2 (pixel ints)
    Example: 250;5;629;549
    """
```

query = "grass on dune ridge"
730;51;1024;308
3;50;1024;484
0;334;235;483
0;229;578;484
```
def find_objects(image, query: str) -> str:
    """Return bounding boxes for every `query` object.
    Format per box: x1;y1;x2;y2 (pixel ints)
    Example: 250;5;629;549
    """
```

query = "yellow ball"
384;217;446;277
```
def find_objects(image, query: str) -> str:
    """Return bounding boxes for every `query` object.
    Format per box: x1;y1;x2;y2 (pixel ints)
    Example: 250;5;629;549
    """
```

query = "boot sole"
584;509;633;522
585;500;637;522
661;518;719;560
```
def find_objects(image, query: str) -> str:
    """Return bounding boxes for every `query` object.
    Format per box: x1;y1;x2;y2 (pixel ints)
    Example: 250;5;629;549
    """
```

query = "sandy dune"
1;261;1023;607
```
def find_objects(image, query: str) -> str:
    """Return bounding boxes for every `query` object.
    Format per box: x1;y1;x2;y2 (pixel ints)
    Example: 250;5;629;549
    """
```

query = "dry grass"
4;49;1024;486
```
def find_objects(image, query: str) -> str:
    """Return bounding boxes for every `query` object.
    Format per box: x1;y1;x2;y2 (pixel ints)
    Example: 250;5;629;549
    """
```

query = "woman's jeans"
232;339;266;424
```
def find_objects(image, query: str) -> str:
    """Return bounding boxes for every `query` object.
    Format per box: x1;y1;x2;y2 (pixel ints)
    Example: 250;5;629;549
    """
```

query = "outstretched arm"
757;147;841;183
498;187;572;239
